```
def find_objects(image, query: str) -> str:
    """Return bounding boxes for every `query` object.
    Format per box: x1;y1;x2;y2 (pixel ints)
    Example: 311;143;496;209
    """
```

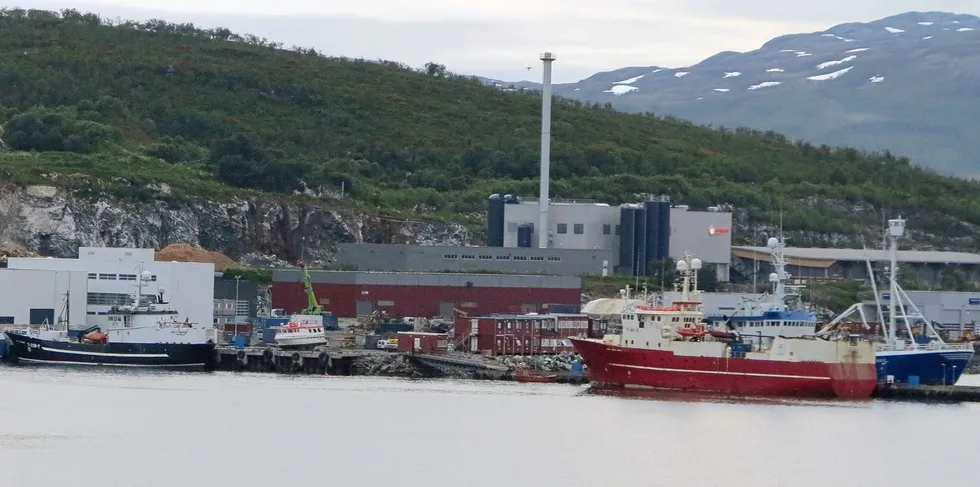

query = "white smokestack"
538;52;555;249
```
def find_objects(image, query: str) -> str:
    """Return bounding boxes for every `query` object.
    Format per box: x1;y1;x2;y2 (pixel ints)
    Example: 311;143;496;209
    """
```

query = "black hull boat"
4;332;216;371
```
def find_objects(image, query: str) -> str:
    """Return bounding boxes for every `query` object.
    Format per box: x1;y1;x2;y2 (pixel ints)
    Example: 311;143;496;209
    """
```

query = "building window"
615;225;621;235
602;224;611;235
87;293;155;306
118;274;137;281
548;256;561;262
574;224;584;235
529;256;544;261
495;255;510;260
460;255;475;260
98;273;116;280
479;255;493;260
443;254;458;259
87;273;97;280
557;223;567;234
0;316;13;324
378;300;395;306
513;256;527;261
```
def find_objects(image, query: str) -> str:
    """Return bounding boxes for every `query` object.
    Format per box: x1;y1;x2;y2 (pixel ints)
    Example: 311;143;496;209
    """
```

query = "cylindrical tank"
619;205;637;274
658;201;670;260
633;205;647;276
644;201;660;266
488;194;504;247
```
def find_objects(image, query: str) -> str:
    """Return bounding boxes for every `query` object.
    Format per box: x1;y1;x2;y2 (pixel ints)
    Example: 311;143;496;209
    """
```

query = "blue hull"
876;348;975;385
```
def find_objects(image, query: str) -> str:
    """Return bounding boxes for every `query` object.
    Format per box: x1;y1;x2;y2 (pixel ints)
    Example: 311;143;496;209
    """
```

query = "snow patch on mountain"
724;72;741;78
613;74;645;84
713;88;730;92
766;68;784;72
675;72;689;78
923;35;934;39
846;48;870;53
604;85;638;95
808;66;854;81
885;27;905;33
816;55;857;70
748;81;781;90
918;21;934;26
869;76;885;83
958;27;976;32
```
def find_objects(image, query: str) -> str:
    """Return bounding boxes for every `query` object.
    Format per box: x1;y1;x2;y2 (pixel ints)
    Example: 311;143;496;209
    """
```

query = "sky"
6;0;980;82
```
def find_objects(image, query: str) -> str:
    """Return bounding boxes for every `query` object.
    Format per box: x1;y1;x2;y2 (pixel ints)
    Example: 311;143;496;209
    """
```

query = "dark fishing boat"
3;266;216;370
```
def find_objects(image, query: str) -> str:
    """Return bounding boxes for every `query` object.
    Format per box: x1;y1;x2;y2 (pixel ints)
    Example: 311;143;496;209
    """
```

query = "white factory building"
1;247;215;330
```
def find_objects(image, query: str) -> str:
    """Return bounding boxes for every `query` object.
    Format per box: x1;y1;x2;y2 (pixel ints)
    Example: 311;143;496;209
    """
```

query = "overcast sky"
6;0;980;82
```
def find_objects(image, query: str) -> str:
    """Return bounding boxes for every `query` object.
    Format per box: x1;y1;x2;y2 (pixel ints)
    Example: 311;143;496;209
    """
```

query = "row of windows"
87;292;160;306
443;254;561;262
87;273;156;281
509;222;622;236
737;321;813;327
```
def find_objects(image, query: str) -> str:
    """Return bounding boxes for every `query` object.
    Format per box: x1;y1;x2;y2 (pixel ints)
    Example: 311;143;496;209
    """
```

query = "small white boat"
274;314;327;349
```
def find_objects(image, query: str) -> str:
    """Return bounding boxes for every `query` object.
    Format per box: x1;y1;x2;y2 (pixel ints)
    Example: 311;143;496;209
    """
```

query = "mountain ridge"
479;11;980;177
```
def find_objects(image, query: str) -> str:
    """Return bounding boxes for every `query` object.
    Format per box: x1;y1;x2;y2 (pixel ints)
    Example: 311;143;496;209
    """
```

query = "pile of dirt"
155;243;240;270
0;244;41;261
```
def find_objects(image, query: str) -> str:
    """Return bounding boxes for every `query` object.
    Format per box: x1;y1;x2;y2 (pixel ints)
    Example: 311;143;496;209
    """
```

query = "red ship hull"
570;338;877;399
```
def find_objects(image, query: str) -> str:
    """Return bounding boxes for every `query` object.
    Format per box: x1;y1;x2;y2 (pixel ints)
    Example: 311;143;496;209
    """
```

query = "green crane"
300;265;323;315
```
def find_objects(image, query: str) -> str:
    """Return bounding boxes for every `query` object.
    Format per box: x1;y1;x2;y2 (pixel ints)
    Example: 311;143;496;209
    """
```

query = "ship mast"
887;218;902;346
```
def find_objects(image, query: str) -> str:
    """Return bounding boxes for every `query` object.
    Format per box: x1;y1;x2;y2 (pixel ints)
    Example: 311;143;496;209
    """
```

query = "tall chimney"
538;52;555;249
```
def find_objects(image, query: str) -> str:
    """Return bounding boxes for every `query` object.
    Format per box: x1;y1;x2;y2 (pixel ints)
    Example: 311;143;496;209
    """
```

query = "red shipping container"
397;332;449;355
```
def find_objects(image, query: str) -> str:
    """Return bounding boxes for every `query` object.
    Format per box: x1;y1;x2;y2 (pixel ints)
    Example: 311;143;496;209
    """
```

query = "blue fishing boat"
706;236;817;342
819;217;974;385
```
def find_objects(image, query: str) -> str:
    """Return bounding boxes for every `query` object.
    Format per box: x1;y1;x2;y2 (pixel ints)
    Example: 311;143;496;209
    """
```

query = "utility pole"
234;275;242;339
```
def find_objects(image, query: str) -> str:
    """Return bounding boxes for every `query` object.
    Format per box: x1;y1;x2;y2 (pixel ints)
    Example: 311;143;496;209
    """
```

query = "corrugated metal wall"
271;282;581;318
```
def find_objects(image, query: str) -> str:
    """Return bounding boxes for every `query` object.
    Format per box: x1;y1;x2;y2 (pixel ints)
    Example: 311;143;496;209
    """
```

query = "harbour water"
1;367;977;487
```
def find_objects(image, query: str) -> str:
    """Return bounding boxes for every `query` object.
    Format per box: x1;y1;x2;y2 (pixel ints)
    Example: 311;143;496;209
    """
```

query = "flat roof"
733;246;980;265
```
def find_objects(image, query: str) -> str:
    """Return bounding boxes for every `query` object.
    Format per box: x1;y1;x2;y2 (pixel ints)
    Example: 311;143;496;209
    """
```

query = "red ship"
570;255;878;399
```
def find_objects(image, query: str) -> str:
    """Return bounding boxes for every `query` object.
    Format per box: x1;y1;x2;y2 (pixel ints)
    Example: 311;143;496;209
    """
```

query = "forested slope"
2;8;980;246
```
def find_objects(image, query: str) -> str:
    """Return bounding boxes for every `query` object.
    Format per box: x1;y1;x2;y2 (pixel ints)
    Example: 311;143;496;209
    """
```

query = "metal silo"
488;194;504;247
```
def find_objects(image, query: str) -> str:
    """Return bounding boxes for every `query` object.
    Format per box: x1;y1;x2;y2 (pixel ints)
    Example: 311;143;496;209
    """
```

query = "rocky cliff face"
0;184;474;265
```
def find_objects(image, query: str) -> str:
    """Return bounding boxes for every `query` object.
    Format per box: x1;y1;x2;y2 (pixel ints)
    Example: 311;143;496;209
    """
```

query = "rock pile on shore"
351;353;425;378
491;352;588;373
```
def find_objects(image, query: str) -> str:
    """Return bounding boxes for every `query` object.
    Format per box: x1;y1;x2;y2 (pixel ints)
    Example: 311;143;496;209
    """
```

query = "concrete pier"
215;345;389;375
873;383;980;402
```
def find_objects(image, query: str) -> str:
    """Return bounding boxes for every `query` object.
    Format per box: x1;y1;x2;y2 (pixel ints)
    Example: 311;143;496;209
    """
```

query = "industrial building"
4;247;215;330
335;243;614;276
878;290;980;336
731;246;980;285
453;313;589;355
488;195;733;280
213;277;258;326
270;270;582;318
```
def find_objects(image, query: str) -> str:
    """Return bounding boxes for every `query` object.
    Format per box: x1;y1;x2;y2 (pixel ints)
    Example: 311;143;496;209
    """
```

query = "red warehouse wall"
271;282;580;318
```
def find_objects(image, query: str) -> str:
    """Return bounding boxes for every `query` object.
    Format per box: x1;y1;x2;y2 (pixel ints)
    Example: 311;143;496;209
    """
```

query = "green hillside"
3;8;980;243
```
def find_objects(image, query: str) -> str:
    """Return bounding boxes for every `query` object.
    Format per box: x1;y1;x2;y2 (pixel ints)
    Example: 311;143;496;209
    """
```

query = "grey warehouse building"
335;244;615;276
731;246;980;285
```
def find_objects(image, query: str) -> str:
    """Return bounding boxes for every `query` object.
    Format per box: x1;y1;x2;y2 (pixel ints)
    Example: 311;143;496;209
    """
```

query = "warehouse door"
356;300;376;317
439;302;456;317
29;308;54;325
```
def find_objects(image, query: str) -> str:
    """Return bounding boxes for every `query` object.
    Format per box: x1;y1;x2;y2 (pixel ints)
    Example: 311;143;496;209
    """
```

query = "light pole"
234;275;242;339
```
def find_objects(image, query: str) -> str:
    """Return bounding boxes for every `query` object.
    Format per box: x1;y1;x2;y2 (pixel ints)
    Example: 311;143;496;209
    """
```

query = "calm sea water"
1;366;977;487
